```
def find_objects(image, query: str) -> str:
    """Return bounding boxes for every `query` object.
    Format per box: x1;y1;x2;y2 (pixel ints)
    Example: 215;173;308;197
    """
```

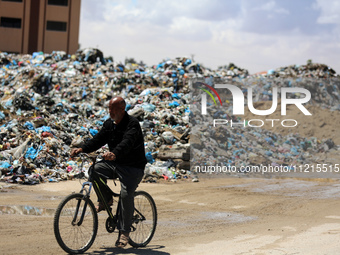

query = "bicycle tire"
129;190;157;247
54;193;98;254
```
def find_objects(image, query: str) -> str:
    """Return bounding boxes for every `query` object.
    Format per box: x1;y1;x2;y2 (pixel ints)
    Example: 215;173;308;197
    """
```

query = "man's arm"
71;120;112;157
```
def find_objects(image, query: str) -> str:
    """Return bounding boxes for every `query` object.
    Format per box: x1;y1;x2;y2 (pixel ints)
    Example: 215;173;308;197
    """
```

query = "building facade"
0;0;81;54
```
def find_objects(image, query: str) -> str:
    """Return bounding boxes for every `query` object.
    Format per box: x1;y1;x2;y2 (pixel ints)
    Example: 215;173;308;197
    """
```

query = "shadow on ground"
90;245;170;255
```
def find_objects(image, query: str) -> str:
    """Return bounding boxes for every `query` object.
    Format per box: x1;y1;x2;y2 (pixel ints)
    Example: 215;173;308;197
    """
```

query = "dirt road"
2;177;340;255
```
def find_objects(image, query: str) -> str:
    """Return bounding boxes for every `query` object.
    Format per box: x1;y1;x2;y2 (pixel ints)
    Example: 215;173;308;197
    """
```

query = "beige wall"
44;31;68;53
37;0;46;52
43;1;69;53
0;0;81;55
0;27;22;53
69;0;81;54
46;5;69;22
0;1;24;17
0;0;25;53
22;0;32;53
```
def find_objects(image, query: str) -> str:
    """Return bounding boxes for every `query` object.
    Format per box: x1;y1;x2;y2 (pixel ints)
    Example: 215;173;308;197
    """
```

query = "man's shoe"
115;231;130;248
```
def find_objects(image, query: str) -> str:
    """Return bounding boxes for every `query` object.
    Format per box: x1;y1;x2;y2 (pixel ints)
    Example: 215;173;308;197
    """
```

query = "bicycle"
53;153;157;254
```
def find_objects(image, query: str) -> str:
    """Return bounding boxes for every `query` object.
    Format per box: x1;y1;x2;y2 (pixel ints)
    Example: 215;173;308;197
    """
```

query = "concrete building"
0;0;81;54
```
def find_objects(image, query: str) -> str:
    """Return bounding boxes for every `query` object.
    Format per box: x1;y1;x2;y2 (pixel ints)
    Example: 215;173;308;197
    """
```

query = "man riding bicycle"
70;96;147;248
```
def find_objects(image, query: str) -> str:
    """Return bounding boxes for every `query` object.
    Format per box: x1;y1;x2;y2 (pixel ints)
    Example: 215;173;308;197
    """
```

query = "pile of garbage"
190;75;340;177
191;111;337;175
0;50;199;184
216;63;249;79
253;60;337;78
0;49;339;184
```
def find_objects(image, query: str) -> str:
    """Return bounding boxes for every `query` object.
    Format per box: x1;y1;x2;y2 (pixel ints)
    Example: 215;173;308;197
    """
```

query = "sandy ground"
2;176;340;255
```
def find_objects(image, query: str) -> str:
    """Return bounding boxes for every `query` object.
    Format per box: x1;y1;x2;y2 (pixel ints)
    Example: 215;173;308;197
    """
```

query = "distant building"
0;0;81;54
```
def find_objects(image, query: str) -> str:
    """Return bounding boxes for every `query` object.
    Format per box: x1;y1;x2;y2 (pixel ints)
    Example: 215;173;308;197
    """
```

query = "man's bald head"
109;96;126;123
109;96;126;110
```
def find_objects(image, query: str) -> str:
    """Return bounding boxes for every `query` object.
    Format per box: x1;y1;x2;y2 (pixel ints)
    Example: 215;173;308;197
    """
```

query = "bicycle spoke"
54;193;98;253
129;191;157;247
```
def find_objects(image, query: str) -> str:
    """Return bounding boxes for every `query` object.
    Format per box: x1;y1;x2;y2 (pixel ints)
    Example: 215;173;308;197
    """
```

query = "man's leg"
93;160;117;204
119;183;135;232
115;165;144;247
119;180;141;233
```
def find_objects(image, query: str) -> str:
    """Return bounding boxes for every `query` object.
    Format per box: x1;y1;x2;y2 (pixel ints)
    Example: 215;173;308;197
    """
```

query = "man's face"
109;102;124;123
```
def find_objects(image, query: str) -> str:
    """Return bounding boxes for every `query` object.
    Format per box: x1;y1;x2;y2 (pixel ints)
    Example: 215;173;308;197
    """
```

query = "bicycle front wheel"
129;190;157;247
54;193;98;254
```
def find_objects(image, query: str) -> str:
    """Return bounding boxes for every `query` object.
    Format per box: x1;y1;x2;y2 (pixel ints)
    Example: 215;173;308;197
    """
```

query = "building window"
46;21;67;31
0;17;21;28
48;0;68;6
1;0;23;2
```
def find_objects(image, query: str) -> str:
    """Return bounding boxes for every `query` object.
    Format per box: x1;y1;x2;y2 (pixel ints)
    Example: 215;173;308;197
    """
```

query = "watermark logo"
199;83;223;113
196;82;312;128
198;83;312;116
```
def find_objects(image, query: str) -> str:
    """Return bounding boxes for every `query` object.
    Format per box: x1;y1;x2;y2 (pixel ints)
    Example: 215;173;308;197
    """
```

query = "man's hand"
70;148;83;157
102;151;116;161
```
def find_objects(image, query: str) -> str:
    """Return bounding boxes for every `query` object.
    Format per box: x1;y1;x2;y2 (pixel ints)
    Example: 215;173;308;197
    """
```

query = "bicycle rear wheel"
54;193;98;254
129;190;157;247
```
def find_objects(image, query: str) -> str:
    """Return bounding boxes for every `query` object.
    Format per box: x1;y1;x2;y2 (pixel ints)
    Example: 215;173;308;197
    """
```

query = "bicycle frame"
78;156;120;221
74;153;147;232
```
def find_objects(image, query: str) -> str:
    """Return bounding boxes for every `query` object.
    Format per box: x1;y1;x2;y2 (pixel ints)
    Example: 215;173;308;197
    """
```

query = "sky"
79;0;340;74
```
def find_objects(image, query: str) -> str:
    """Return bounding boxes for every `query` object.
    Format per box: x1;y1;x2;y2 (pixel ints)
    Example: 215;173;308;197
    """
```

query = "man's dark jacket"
81;112;147;169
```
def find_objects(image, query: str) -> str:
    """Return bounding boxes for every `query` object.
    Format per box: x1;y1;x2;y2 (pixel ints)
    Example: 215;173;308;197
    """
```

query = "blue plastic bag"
23;121;35;130
169;101;180;108
25;145;43;160
0;161;11;169
145;152;154;164
0;111;5;120
89;128;98;136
